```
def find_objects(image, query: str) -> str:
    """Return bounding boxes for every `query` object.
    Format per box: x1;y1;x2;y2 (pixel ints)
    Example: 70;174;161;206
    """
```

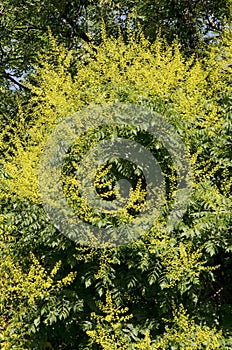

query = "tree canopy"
1;0;231;88
0;1;232;349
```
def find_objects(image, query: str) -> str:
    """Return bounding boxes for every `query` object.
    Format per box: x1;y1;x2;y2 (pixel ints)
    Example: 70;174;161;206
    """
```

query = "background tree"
1;0;231;90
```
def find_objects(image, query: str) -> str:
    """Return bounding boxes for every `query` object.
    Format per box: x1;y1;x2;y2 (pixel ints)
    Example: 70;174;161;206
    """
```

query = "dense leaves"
0;23;231;349
1;0;232;89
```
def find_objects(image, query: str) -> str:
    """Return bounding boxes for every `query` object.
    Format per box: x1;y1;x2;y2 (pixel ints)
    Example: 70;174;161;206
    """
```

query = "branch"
2;71;31;91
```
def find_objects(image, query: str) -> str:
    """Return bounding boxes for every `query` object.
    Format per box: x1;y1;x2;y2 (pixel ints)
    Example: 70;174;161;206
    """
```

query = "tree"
0;26;231;348
131;0;232;52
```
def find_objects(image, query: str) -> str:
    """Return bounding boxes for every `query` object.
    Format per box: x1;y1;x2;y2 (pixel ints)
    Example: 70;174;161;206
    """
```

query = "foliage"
86;291;222;350
0;25;231;349
151;304;222;350
128;0;232;53
0;230;79;349
1;0;232;89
